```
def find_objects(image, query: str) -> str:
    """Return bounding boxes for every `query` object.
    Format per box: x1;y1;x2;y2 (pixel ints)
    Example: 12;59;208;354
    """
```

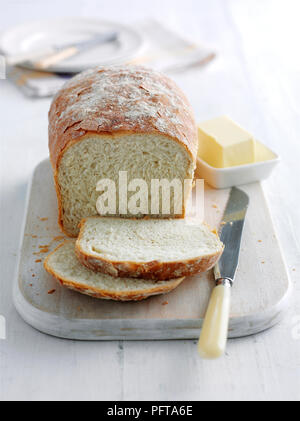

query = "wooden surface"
14;159;291;340
1;0;300;401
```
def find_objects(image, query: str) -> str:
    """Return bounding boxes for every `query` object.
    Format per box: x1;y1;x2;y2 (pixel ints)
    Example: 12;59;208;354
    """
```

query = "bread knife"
198;187;249;359
6;31;119;68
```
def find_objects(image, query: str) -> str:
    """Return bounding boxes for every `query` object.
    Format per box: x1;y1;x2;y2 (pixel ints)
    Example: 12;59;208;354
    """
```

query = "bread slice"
44;241;185;302
76;217;224;280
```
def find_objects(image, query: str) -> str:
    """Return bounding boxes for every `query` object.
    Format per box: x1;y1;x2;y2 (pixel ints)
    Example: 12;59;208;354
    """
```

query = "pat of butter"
198;116;256;168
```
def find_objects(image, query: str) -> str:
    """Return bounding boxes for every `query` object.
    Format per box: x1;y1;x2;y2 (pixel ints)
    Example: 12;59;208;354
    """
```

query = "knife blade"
198;187;249;359
214;187;249;283
54;31;119;53
6;31;119;68
34;31;120;70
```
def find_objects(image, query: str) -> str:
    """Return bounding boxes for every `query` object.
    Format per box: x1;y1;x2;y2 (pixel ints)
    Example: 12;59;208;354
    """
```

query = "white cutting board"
13;159;291;340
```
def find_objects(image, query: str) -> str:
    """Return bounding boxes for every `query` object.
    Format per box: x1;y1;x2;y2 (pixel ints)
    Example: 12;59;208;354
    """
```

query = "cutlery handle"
33;47;78;70
6;47;56;67
198;278;232;359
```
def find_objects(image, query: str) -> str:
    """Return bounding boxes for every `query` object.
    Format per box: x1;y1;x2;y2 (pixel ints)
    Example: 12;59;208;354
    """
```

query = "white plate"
196;141;280;189
0;18;145;73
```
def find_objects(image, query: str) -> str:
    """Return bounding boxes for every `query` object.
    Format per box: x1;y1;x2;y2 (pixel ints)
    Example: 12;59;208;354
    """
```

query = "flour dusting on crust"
49;66;198;168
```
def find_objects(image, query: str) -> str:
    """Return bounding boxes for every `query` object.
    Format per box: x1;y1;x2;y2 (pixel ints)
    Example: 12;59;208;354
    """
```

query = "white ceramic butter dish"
196;140;280;189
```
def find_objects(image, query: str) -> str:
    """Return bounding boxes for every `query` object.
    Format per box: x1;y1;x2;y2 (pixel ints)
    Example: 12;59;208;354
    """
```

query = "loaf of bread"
76;217;224;280
49;66;198;237
44;241;185;301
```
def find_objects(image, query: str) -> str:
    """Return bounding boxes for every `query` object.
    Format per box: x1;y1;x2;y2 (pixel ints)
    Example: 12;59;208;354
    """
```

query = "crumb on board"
261;261;265;264
47;289;56;295
53;236;65;242
212;204;218;209
39;217;48;222
29;283;33;287
162;301;169;306
258;240;262;243
32;238;66;258
32;274;35;277
31;236;66;258
33;246;50;255
35;259;42;263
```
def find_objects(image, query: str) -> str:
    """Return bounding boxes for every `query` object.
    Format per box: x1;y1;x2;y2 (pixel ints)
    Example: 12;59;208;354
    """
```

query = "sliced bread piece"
44;241;185;302
76;217;224;280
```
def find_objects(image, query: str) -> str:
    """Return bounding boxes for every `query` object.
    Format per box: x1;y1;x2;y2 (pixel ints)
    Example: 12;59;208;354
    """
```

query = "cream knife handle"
198;278;232;359
33;47;78;70
5;47;55;66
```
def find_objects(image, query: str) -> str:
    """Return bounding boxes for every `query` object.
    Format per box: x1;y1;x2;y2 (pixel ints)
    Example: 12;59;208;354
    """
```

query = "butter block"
198;116;256;168
255;140;276;162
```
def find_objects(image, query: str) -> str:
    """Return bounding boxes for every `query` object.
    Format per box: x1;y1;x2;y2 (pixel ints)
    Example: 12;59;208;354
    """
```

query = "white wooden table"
0;0;299;401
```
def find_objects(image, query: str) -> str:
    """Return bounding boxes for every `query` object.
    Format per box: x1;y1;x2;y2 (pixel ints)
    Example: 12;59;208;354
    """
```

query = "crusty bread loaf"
75;217;224;280
49;66;198;237
44;241;185;301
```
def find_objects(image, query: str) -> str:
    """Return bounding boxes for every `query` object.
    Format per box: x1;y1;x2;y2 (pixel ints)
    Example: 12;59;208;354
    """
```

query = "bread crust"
75;219;224;281
44;241;185;302
48;66;198;237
